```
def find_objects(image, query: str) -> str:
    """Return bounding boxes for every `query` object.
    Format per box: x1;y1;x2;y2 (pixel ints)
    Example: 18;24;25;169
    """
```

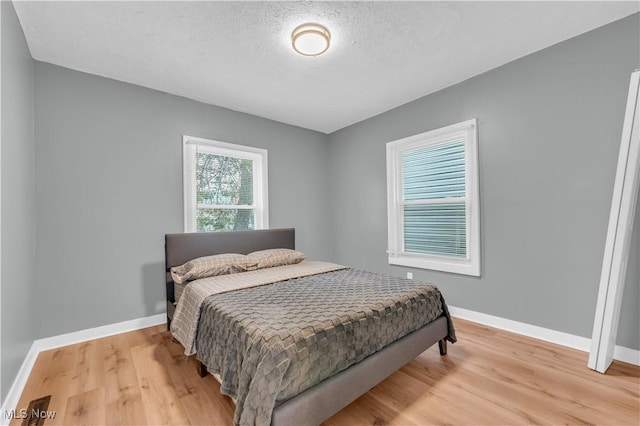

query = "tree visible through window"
183;136;268;233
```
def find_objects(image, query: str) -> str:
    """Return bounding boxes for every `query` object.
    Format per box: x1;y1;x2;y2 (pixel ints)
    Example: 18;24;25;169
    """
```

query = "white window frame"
183;135;269;232
386;119;480;276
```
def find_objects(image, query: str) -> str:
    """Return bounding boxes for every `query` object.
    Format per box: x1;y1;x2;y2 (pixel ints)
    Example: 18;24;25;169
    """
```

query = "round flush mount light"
291;23;331;57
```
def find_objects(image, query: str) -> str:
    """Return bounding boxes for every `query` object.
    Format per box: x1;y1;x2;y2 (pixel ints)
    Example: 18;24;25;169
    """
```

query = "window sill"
389;255;480;277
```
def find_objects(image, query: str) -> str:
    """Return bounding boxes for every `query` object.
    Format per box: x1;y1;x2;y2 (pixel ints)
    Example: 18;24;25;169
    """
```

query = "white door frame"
588;70;640;373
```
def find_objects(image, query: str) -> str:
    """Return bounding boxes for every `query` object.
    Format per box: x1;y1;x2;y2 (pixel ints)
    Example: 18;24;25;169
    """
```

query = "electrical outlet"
407;272;413;279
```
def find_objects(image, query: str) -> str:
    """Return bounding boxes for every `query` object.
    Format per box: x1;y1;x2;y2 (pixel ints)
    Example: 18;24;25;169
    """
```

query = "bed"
165;228;455;426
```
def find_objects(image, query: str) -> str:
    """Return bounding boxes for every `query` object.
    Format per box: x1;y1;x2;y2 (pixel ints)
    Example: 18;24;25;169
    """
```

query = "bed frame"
165;228;450;426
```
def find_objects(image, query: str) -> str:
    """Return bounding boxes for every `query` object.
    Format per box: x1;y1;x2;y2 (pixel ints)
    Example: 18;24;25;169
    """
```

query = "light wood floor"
12;318;639;425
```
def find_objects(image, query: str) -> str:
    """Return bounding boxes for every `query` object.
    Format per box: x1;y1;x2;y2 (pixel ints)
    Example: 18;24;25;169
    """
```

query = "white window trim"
182;135;269;232
386;119;480;276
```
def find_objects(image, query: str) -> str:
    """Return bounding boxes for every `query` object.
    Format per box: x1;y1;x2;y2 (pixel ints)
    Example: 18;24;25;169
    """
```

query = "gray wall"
328;14;640;349
34;63;331;338
1;0;36;401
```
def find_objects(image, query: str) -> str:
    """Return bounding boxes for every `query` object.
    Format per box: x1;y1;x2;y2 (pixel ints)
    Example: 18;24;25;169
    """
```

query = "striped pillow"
247;248;305;269
170;253;257;284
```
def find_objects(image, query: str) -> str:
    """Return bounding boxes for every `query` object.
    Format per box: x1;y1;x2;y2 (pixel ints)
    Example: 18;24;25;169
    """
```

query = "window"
183;135;268;232
386;119;480;276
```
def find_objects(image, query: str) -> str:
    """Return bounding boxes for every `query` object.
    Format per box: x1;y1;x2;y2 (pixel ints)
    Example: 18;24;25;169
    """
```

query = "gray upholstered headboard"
165;228;295;269
164;228;295;328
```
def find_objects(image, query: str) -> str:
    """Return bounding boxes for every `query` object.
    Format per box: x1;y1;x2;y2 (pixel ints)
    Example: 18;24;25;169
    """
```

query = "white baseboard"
449;305;640;367
34;313;166;352
0;313;165;424
613;344;640;366
0;341;39;426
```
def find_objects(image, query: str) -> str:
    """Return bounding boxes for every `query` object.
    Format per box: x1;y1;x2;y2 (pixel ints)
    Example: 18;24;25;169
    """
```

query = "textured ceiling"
14;1;640;133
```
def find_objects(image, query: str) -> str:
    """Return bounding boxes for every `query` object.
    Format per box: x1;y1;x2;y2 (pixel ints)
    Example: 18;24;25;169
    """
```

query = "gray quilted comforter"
196;268;456;426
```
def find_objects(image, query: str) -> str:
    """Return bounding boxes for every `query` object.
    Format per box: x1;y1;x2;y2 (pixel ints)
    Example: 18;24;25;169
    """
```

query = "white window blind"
403;140;467;257
183;136;268;232
386;119;480;276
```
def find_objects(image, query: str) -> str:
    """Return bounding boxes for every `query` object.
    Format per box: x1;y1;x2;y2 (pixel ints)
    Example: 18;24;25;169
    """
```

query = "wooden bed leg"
199;361;208;378
438;339;447;356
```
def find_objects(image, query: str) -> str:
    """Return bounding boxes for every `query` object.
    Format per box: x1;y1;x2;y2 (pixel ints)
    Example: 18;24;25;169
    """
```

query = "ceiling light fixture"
291;23;331;57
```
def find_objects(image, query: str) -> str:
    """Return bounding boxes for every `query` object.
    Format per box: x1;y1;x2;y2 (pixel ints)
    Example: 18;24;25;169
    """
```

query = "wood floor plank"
67;340;105;397
10;319;639;426
63;388;105;425
161;333;236;423
130;343;191;425
103;334;142;403
153;334;229;425
103;334;148;425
